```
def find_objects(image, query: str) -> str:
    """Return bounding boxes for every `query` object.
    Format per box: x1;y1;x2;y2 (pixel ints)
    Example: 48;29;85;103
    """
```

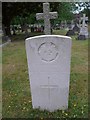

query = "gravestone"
60;21;64;29
72;23;80;33
25;35;72;112
24;23;29;38
36;3;58;35
12;25;16;35
78;14;88;40
66;20;75;36
71;20;74;29
66;29;75;36
31;25;34;32
2;24;11;43
64;20;68;30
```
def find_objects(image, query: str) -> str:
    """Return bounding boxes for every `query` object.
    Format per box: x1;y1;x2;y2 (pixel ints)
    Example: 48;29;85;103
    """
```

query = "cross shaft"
81;14;88;27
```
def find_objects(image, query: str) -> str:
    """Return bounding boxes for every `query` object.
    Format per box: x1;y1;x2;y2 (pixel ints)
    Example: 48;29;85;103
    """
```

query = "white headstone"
25;35;72;112
79;14;88;38
36;3;58;35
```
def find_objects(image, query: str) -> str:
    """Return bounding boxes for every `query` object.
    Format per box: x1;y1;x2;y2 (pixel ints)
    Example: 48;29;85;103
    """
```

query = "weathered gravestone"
66;29;75;36
72;23;80;33
78;14;88;40
31;25;34;32
66;20;75;36
36;2;58;35
64;20;69;30
25;35;72;112
2;24;11;44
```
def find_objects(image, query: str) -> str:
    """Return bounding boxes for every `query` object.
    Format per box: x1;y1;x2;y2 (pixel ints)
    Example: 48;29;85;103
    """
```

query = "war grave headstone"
25;2;72;112
78;14;88;40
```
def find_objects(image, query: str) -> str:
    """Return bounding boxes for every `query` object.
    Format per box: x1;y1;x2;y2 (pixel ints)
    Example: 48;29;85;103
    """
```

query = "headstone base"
77;35;86;40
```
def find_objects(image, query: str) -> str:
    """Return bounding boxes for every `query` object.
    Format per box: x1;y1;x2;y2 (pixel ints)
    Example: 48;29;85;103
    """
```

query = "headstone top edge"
25;35;72;41
43;2;49;5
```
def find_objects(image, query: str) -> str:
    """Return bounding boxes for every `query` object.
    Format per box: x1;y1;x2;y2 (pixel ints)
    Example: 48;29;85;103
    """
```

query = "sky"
73;4;84;14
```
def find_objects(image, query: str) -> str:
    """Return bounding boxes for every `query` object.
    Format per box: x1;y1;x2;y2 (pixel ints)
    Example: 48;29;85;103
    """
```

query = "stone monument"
36;2;58;35
78;14;88;40
25;35;72;112
71;20;74;29
25;2;72;112
66;20;75;36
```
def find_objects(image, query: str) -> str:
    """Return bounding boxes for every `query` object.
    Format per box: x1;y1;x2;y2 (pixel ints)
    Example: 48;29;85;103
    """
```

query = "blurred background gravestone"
36;2;58;35
78;14;88;40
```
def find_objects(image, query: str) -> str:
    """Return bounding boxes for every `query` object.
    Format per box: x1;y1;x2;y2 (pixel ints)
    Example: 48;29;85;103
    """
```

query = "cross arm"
36;13;44;20
81;16;88;21
49;12;58;19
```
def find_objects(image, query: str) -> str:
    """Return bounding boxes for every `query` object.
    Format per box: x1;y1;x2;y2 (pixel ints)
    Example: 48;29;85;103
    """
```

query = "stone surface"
25;35;72;112
77;35;86;40
36;3;58;35
79;26;88;38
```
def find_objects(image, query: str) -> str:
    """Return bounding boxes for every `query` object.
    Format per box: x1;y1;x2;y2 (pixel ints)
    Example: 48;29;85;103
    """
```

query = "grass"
2;29;89;118
0;46;2;119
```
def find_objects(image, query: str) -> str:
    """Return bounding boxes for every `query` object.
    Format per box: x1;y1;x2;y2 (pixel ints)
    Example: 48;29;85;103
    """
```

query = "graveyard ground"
2;29;88;118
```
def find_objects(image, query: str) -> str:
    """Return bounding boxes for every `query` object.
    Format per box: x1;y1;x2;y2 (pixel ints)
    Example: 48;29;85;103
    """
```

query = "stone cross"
36;2;58;35
81;14;88;28
78;14;88;39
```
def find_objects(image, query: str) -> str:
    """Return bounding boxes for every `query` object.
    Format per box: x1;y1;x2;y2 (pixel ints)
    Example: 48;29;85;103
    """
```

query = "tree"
2;2;42;36
2;2;76;36
75;2;90;19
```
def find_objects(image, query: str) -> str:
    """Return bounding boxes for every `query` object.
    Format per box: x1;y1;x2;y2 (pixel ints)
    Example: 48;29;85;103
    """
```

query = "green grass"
0;46;2;119
2;30;89;118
